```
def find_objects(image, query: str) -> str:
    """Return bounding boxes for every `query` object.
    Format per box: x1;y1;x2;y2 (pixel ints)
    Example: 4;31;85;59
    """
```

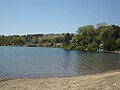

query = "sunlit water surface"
0;46;120;79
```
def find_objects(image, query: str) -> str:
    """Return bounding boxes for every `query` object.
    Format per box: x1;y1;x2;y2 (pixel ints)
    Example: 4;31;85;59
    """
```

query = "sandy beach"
0;70;120;90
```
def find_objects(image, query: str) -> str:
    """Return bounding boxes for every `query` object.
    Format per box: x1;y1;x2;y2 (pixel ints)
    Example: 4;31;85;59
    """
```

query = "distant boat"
97;44;107;52
97;49;107;52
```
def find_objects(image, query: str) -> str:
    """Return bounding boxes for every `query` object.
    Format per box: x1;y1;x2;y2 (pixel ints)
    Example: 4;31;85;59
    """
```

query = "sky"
0;0;120;35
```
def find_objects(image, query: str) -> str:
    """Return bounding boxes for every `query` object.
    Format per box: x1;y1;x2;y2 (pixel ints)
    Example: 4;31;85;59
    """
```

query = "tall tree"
64;33;72;45
100;26;116;50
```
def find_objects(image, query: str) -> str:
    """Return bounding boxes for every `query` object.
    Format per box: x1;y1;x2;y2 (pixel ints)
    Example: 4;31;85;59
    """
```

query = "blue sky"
0;0;120;35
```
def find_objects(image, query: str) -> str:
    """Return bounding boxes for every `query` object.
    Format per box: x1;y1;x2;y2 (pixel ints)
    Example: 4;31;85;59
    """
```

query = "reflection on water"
0;46;120;79
74;51;120;75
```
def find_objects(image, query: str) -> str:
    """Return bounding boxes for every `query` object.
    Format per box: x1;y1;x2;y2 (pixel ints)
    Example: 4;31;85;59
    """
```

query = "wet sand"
0;70;120;90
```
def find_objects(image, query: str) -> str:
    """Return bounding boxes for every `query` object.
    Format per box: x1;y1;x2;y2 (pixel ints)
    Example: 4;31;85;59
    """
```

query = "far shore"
1;46;120;54
0;69;120;90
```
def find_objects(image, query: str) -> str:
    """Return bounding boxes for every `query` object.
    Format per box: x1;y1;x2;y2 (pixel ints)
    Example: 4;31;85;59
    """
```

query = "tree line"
0;23;120;51
0;33;74;48
64;23;120;51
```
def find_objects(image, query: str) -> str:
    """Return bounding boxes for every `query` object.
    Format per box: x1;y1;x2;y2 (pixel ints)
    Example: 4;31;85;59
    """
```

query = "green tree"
116;38;120;49
77;25;95;37
100;26;116;50
64;33;72;45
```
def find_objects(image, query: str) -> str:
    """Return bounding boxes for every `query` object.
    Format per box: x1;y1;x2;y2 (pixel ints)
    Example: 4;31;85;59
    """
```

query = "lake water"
0;46;120;79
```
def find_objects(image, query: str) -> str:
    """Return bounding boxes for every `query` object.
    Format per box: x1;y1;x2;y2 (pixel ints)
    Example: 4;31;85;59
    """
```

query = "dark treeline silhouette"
0;23;120;51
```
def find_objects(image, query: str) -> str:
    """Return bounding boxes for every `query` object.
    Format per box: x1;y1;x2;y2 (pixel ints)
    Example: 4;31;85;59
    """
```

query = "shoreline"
0;70;120;90
1;46;120;54
0;69;119;82
108;50;120;54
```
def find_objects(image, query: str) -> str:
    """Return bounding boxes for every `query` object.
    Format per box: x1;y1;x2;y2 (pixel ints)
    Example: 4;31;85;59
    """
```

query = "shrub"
75;46;86;50
87;42;98;51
